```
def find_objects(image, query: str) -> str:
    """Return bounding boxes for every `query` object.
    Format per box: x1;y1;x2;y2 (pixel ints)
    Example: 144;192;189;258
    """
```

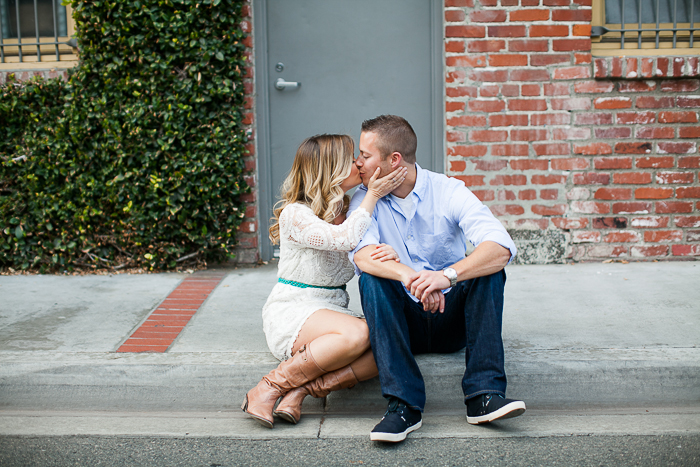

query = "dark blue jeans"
359;270;507;412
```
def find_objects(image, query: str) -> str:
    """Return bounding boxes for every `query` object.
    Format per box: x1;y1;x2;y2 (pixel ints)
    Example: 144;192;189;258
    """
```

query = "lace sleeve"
279;204;372;251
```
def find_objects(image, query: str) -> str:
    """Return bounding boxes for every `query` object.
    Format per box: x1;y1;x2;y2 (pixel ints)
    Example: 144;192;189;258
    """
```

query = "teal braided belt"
278;278;346;291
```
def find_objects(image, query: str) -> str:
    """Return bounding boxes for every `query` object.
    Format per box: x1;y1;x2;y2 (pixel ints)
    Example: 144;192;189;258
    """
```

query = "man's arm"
406;177;515;308
451;240;512;280
355;245;447;314
406;240;511;306
354;244;416;283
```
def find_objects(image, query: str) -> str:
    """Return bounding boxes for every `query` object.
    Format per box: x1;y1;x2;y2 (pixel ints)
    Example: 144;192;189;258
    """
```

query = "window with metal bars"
0;0;77;67
592;0;700;55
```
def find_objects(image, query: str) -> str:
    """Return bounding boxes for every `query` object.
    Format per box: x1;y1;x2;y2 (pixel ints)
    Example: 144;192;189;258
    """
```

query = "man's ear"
389;152;403;169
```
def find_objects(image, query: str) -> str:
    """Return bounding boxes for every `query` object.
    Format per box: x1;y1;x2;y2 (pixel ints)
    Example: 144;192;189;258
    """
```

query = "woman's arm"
281;167;406;252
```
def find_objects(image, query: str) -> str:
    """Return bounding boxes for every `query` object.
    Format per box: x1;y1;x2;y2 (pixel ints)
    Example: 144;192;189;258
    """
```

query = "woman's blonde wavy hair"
269;134;356;244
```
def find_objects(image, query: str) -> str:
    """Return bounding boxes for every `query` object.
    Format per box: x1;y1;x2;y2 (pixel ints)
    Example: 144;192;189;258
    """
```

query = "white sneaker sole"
467;400;526;425
370;419;423;442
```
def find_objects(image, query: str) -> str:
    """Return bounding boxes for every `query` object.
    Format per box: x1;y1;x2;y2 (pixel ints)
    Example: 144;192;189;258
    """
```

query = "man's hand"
406;270;450;313
420;289;445;314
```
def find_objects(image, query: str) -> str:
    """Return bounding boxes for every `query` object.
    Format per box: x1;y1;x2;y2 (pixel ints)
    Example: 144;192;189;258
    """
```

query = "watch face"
445;268;457;279
444;268;457;286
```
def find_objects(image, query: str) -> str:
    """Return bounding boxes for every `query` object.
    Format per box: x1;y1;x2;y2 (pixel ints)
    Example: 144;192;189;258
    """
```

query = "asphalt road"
1;435;699;467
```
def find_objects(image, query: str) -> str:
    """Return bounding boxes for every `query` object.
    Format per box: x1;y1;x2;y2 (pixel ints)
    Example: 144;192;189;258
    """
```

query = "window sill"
593;56;700;79
0;60;78;71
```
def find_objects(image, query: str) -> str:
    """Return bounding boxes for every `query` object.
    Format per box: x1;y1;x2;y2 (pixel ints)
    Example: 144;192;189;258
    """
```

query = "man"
348;115;525;443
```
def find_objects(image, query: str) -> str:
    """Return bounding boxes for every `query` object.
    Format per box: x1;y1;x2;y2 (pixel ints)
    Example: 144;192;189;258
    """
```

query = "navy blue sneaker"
370;397;422;442
466;394;526;425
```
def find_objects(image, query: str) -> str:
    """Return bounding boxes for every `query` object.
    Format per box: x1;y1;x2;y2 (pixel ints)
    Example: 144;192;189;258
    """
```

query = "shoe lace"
481;394;505;408
385;397;402;415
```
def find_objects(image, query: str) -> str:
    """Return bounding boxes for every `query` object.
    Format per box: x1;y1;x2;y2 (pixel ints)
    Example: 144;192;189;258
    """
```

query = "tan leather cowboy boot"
274;365;358;424
241;344;325;428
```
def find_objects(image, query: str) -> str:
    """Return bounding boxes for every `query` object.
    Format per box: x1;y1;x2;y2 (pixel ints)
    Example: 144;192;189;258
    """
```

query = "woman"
242;134;407;427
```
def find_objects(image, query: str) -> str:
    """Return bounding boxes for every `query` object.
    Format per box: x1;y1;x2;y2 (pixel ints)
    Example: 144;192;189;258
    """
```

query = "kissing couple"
242;115;525;442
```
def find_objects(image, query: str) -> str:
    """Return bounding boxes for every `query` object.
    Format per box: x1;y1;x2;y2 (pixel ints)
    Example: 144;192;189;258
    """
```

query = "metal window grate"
0;0;75;63
592;0;699;49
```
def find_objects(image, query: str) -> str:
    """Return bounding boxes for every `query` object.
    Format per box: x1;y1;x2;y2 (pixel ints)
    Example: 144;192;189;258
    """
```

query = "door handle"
275;78;301;90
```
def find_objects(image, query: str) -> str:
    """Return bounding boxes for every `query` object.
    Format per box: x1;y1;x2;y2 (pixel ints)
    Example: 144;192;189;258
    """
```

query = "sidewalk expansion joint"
116;271;227;353
318;397;329;438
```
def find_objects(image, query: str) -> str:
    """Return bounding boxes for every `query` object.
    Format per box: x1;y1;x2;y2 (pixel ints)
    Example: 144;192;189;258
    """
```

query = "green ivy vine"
0;0;250;272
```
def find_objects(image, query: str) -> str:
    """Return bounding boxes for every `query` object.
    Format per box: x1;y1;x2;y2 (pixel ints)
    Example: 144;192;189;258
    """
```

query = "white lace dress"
262;203;371;361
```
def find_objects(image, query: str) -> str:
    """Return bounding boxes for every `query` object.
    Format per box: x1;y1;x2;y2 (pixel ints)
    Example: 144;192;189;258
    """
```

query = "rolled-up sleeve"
449;181;517;264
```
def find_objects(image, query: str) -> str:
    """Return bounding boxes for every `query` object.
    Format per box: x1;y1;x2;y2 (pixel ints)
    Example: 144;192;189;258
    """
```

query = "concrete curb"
1;347;698;413
1;262;698;422
2;409;699;438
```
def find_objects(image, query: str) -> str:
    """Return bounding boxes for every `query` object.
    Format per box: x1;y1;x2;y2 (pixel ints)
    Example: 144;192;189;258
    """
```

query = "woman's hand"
370;243;401;262
366;167;408;199
355;166;407;229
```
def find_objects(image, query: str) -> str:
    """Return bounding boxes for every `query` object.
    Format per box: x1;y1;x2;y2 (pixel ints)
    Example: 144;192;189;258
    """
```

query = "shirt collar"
412;163;426;201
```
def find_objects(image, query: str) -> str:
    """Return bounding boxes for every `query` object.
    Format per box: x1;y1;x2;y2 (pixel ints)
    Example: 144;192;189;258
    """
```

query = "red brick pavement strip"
143;317;194;325
160;303;204;306
117;271;227;353
165;295;209;300
118;344;171;352
133;323;185;331
152;306;201;312
150;311;199;317
130;331;183;338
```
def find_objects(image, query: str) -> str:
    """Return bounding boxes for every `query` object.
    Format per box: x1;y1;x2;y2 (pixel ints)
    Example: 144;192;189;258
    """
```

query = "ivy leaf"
215;52;224;61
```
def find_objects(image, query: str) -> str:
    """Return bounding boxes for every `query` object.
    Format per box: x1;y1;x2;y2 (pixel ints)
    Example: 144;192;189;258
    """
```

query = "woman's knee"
343;320;371;352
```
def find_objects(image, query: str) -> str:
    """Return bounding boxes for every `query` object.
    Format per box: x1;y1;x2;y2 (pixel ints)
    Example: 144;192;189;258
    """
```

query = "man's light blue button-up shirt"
348;164;517;300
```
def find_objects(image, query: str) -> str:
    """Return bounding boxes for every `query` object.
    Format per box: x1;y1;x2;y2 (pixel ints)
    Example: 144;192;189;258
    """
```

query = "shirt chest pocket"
419;233;454;267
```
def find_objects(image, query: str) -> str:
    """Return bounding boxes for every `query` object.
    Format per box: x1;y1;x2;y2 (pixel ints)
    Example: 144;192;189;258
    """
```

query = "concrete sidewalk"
0;261;699;438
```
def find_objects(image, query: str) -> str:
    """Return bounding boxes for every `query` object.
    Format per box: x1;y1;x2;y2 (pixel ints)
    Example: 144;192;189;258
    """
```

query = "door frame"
253;0;445;261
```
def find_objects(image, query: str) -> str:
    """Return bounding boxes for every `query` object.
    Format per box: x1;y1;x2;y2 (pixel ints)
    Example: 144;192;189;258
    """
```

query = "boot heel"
242;393;275;428
242;345;325;429
274;409;298;424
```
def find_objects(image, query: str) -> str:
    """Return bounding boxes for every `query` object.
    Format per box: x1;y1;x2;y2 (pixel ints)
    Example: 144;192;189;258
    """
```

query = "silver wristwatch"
443;267;458;287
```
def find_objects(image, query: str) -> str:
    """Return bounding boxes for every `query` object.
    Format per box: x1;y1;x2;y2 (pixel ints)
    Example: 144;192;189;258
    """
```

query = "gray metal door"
255;0;443;260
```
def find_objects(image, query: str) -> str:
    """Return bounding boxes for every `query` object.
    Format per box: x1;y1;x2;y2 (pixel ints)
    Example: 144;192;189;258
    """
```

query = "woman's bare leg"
348;348;378;381
274;315;379;424
292;309;372;373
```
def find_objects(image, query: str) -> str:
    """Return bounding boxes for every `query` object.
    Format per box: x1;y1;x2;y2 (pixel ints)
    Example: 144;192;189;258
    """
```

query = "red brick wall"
0;69;69;85
444;0;700;262
235;0;261;264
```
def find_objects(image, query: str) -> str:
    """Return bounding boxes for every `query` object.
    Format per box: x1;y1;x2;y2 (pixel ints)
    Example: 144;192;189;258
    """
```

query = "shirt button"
413;258;418;263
